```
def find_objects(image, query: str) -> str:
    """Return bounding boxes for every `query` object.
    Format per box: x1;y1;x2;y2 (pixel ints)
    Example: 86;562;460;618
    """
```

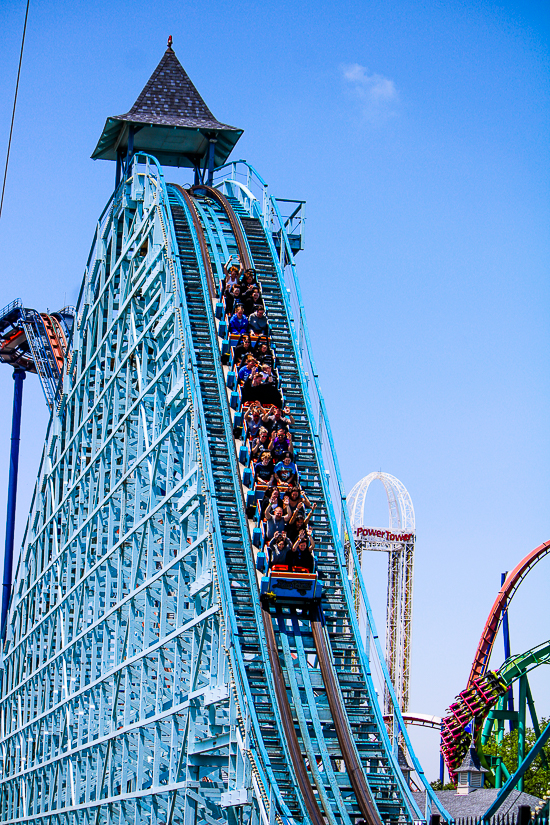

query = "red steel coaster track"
468;539;550;685
441;538;550;777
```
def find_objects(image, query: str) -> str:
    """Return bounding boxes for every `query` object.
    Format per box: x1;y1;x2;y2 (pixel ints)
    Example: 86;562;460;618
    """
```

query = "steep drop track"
167;181;411;825
222;191;402;820
469;539;550;684
168;187;303;820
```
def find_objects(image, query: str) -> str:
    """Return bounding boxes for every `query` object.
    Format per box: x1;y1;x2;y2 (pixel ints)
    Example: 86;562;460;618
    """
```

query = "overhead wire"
0;0;31;221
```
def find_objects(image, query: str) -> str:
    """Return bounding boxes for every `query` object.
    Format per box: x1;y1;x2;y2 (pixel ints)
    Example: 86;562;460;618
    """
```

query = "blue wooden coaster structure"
0;42;451;825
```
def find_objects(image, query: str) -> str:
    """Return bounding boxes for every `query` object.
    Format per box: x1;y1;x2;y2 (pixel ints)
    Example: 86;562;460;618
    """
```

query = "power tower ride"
0;42;450;825
347;473;416;721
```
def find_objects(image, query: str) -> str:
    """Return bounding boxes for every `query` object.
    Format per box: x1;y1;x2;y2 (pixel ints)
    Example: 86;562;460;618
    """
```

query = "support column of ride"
1;368;25;640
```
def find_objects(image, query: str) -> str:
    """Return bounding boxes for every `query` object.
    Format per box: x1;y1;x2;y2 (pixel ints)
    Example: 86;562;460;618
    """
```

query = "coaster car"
259;564;322;604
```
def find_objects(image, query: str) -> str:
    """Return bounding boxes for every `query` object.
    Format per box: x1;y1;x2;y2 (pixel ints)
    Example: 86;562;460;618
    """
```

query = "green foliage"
484;720;550;799
430;779;457;791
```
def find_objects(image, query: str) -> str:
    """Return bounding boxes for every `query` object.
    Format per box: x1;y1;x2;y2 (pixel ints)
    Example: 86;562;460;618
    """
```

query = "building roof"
413;789;542;819
457;748;489;774
91;43;243;168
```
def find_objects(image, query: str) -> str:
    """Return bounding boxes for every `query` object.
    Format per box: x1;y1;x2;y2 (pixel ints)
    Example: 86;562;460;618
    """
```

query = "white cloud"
342;63;400;122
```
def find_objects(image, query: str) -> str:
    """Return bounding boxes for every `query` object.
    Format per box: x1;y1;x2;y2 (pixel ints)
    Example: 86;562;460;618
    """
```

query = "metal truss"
0;300;75;409
0;152;452;825
0;157;266;825
348;473;415;535
347;473;416;718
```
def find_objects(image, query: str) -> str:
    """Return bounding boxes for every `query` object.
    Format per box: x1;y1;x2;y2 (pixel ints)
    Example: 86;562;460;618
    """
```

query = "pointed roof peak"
91;44;243;169
118;46;233;132
457;749;488;773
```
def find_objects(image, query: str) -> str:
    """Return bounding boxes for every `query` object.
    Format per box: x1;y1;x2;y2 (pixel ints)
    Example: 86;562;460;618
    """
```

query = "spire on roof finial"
167;35;173;49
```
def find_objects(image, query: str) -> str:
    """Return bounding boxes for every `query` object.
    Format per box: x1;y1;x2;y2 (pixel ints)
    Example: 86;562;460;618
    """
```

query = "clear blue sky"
0;0;548;780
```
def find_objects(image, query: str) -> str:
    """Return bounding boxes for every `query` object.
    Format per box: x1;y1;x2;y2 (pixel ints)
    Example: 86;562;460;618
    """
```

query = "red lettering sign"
354;528;414;543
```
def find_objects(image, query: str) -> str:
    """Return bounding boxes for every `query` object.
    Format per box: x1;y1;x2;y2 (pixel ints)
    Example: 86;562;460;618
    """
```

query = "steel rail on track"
185;183;330;821
169;184;218;303
499;638;550;685
192;185;254;271
474;639;550;779
167;179;304;822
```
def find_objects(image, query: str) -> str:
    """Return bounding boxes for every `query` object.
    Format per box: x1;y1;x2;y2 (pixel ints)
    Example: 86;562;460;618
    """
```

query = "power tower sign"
354;527;415;546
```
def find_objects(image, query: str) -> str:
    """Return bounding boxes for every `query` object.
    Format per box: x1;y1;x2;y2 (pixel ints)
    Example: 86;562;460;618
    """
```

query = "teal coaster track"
0;154;450;825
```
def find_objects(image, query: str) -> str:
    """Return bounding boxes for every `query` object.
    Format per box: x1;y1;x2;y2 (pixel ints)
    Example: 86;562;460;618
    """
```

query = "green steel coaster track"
0;154;451;825
477;640;550;790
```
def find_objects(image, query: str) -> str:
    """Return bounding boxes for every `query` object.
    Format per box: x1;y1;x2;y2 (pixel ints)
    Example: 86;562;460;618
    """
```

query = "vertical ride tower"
347;473;415;723
0;43;449;825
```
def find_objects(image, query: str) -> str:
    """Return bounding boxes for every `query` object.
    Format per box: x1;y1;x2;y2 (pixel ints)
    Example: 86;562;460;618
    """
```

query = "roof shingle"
91;44;243;168
413;789;542;819
118;46;239;132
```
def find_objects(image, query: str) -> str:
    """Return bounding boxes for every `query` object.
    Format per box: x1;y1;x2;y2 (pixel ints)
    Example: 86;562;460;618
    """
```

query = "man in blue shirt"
274;454;297;486
238;357;258;384
229;305;249;335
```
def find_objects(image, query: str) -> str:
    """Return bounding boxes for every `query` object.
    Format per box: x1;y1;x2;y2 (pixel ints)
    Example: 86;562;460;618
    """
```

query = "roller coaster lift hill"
0;38;459;825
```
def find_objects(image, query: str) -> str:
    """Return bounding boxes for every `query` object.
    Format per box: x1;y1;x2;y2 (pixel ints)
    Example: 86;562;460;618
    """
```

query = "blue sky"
0;0;548;780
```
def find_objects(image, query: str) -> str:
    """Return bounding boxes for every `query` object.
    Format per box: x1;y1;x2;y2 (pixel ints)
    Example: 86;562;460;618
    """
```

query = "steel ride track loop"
442;538;550;779
468;539;550;685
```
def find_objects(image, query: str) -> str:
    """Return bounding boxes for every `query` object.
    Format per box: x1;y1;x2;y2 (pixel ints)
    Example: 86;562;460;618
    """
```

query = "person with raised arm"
223;256;243;289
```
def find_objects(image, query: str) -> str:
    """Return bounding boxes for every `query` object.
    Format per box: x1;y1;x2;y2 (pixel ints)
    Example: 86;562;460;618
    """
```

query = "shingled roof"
92;43;243;169
456;749;488;774
118;47;237;131
412;789;542;819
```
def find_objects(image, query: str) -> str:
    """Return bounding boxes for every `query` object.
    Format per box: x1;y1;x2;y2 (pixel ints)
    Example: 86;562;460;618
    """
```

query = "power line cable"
0;0;31;221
